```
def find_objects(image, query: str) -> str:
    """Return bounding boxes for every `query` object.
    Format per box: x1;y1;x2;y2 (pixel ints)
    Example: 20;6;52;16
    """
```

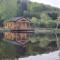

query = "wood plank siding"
4;22;16;30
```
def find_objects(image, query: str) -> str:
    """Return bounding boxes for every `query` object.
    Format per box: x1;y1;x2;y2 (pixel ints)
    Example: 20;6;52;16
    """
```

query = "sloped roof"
4;17;31;22
11;17;23;21
9;17;30;21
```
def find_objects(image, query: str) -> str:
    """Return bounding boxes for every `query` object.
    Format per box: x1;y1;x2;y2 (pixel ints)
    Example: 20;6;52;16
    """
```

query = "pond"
0;33;59;58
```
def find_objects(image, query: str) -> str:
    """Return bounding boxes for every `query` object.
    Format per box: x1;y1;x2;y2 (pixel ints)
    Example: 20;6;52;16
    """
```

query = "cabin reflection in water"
4;32;28;43
4;17;31;43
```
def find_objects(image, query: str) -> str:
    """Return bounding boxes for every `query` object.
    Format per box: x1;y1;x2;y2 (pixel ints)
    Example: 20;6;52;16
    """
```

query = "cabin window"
9;23;12;27
5;23;8;28
11;23;12;26
5;33;7;39
20;33;27;40
18;22;21;29
27;23;30;28
16;33;20;41
22;22;25;26
25;22;27;28
18;34;21;40
11;34;14;40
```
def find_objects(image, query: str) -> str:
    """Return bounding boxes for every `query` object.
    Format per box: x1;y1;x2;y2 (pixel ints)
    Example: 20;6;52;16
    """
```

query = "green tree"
31;17;39;26
40;13;52;27
0;0;17;20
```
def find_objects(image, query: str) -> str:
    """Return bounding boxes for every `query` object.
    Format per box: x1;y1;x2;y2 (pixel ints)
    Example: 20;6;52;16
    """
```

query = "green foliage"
0;0;17;20
0;41;17;58
40;13;51;27
28;2;60;28
31;17;38;26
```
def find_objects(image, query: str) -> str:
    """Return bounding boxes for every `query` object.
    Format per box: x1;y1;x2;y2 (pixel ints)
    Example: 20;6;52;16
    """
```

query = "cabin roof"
4;17;31;23
11;17;23;21
5;17;31;22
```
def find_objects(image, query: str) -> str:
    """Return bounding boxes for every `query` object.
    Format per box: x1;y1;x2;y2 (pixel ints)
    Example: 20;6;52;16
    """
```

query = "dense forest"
0;0;60;58
0;0;60;28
